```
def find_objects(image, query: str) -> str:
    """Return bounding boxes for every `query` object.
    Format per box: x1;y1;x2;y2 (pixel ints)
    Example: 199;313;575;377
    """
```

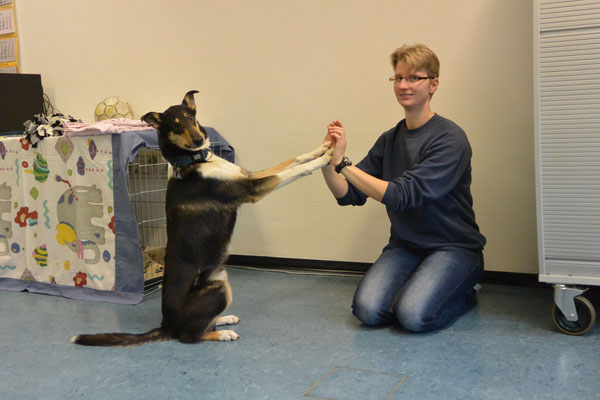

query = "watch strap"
335;156;352;173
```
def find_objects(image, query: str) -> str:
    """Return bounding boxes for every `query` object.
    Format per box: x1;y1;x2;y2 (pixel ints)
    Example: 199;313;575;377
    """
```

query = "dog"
71;90;333;346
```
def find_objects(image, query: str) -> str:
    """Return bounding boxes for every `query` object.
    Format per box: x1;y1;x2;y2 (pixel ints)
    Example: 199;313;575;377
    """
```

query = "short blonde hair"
390;44;440;78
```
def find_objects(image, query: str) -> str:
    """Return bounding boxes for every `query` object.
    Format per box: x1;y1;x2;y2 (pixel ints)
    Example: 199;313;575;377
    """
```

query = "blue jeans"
352;243;484;332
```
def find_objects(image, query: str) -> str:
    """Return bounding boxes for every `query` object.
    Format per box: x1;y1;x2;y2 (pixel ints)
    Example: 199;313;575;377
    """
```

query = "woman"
322;44;486;332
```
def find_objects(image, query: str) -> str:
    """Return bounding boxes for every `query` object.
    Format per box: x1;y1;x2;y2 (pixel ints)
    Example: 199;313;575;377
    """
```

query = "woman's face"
392;62;438;111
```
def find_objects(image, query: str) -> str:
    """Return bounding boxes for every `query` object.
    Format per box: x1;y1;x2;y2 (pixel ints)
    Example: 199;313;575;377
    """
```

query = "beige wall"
14;0;537;273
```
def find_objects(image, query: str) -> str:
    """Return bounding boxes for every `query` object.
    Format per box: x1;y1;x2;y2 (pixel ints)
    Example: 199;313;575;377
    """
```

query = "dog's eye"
187;115;195;121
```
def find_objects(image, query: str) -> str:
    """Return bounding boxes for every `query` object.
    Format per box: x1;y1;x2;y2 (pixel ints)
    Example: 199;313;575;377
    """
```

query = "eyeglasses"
389;75;433;85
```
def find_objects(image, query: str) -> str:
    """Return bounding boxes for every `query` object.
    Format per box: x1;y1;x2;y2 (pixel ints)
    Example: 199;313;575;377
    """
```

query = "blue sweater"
337;114;486;251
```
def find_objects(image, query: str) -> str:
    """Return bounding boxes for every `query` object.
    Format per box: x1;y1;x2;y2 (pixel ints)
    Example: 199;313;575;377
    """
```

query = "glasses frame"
389;75;434;85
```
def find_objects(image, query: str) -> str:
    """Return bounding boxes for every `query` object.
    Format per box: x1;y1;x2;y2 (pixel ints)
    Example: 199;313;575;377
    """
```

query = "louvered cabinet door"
535;0;600;285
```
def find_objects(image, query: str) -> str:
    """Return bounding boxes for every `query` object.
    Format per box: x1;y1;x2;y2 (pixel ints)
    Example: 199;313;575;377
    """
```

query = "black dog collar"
170;148;212;179
170;148;212;168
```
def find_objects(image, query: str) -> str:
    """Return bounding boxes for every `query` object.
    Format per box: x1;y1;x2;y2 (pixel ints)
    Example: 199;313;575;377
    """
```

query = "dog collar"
170;148;212;179
169;148;212;168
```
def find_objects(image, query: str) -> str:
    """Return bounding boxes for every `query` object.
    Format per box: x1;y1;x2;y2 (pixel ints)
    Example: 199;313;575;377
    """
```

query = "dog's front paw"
295;142;332;165
316;141;332;155
218;330;240;341
215;315;240;326
320;147;334;165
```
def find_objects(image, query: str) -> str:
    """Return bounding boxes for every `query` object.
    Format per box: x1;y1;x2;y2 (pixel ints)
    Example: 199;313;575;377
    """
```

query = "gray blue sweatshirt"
337;114;486;251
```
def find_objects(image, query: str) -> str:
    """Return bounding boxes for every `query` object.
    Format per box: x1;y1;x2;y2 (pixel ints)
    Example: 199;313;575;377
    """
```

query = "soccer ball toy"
94;97;134;121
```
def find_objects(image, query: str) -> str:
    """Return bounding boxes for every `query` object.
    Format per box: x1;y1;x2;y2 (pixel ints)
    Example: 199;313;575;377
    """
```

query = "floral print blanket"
0;132;144;304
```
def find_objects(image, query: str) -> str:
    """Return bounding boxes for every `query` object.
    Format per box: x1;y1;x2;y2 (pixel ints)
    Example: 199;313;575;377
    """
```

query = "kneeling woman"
321;44;486;332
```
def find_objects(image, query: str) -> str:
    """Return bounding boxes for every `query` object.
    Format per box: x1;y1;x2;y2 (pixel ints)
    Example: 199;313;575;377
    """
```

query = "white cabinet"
534;0;600;334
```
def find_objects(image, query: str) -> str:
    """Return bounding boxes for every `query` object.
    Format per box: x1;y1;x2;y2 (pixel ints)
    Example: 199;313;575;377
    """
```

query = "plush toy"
142;246;165;278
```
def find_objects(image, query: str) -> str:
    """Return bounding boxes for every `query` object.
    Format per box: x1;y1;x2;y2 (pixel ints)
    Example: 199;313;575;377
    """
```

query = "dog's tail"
71;327;170;347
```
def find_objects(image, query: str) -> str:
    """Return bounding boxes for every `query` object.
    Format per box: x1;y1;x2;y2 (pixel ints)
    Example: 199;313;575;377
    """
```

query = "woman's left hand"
327;120;346;165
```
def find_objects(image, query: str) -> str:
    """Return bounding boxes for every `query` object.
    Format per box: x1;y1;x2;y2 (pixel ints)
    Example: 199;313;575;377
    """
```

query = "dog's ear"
141;112;163;129
182;90;199;111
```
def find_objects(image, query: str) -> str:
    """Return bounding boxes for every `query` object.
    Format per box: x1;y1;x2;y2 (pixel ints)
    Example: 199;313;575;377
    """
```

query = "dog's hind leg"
178;278;238;343
201;330;240;341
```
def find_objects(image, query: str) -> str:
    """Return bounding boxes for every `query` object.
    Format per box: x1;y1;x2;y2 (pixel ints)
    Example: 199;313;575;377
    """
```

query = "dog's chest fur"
195;156;248;181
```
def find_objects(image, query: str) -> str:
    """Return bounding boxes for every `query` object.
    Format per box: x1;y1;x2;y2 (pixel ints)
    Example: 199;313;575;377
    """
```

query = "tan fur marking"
194;279;231;303
222;280;233;307
250;158;296;179
182;130;194;147
201;330;239;341
248;176;282;203
201;331;223;341
168;131;189;150
167;128;208;151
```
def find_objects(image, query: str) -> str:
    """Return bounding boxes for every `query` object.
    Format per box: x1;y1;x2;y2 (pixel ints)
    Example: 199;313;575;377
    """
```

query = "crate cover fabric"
0;128;233;303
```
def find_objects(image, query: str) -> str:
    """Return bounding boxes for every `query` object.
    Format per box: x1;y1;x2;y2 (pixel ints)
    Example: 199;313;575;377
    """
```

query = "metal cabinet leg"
553;284;587;321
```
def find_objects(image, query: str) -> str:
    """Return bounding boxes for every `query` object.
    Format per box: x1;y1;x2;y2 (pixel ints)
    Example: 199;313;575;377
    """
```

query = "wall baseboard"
226;254;546;288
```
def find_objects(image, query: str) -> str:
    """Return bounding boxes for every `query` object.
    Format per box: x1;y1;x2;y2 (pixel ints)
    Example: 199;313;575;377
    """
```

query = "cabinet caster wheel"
552;296;596;336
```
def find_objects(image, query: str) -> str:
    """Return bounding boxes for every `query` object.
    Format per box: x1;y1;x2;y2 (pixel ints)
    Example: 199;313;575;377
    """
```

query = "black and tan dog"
71;91;332;346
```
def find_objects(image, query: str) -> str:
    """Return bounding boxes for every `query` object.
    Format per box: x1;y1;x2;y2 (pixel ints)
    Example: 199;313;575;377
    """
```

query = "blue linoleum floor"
1;267;599;400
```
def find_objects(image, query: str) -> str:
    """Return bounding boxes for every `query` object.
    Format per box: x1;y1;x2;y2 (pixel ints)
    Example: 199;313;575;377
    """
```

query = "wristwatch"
335;156;352;174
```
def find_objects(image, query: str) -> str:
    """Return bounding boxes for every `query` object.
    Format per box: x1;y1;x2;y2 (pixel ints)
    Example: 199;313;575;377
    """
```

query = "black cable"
42;92;63;116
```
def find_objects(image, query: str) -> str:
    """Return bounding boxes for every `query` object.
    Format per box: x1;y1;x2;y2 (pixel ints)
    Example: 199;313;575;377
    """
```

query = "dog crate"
128;146;169;295
127;142;227;295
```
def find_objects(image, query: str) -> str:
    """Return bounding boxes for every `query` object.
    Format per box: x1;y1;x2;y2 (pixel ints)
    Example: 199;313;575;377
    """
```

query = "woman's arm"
337;164;388;202
321;161;349;199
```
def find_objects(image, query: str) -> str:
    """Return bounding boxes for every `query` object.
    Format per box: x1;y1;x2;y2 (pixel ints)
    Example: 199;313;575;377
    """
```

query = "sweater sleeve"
336;134;386;206
381;131;471;211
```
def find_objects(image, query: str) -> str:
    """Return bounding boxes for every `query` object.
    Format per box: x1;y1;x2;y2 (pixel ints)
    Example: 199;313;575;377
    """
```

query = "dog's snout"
185;127;208;150
192;136;205;148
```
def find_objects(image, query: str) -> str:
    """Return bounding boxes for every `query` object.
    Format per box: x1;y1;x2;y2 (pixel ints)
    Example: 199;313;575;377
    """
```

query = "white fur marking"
197;156;246;180
218;330;239;341
275;148;333;188
193;138;211;151
292;141;332;166
215;315;240;326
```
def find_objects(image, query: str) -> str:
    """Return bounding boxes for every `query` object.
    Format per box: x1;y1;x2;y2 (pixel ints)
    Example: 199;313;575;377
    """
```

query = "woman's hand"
327;120;346;166
321;120;350;198
322;119;388;202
